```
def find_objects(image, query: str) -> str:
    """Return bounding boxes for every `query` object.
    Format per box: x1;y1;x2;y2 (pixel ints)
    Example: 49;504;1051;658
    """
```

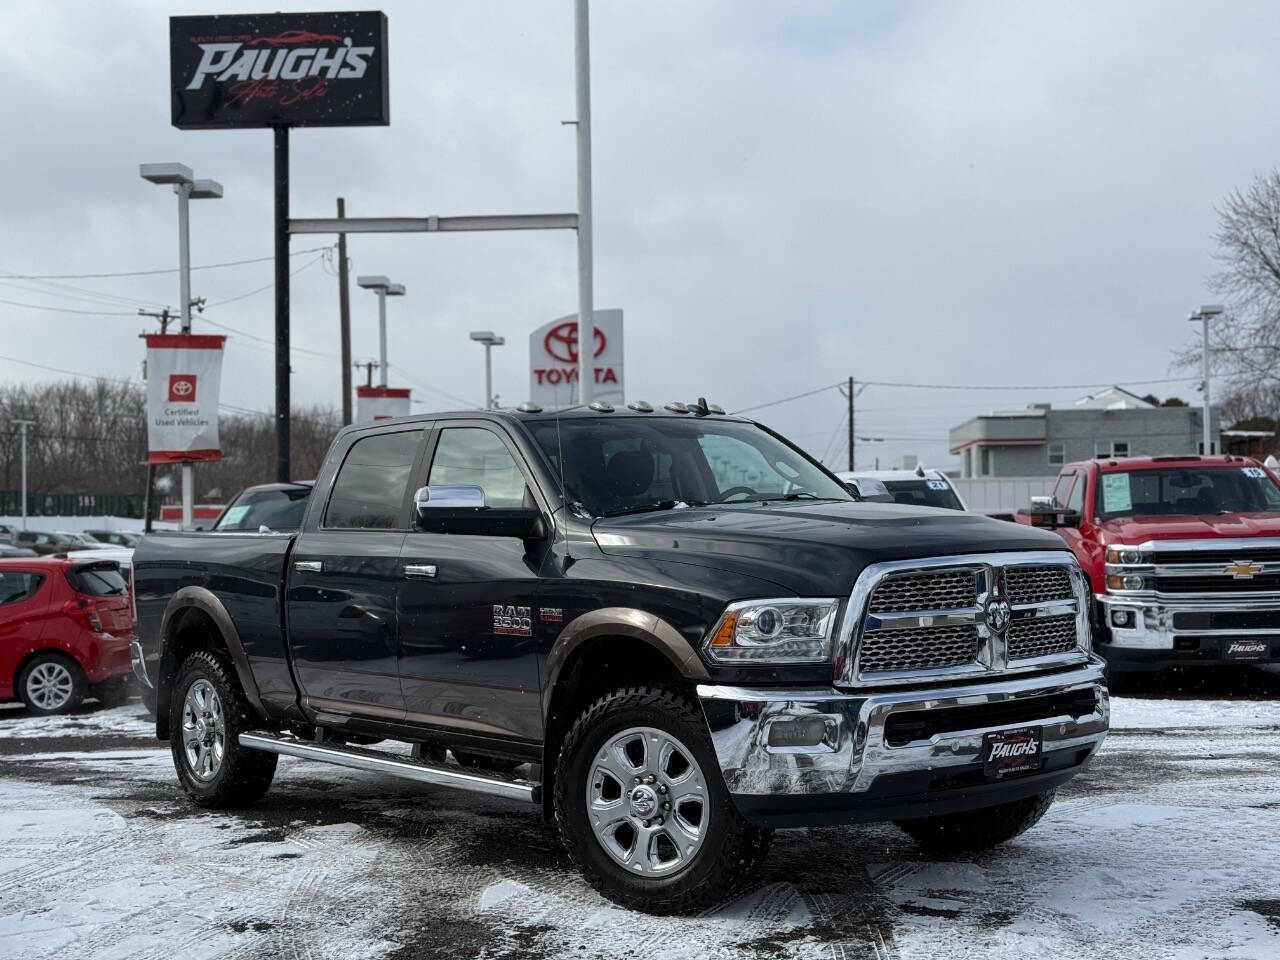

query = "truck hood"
591;501;1069;596
1099;512;1280;544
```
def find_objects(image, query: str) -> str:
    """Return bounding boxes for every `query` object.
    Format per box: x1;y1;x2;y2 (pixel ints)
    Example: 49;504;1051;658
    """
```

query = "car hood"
1099;512;1280;544
591;501;1069;595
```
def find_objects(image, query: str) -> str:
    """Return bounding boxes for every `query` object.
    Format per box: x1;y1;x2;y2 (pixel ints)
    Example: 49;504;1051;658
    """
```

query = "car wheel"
554;685;762;914
169;650;277;808
894;789;1057;851
18;653;86;715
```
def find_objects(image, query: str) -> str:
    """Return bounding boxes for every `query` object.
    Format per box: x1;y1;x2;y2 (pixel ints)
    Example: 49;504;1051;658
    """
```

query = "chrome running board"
239;731;539;804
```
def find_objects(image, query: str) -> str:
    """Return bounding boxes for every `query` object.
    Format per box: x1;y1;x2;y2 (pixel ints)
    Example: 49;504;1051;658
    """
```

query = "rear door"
396;422;550;744
285;427;426;721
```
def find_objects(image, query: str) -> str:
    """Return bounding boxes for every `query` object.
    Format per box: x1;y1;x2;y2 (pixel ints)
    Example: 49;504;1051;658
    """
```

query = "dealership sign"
529;309;624;408
170;11;389;129
356;385;410;422
145;334;226;464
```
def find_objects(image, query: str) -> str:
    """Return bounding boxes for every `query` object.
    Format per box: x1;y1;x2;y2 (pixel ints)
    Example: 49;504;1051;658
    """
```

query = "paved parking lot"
2;673;1279;960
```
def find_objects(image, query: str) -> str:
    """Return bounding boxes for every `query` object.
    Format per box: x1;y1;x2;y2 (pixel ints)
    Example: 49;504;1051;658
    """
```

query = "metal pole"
177;182;194;531
337;198;353;425
1202;315;1212;455
484;343;494;409
274;126;292;483
574;0;594;406
377;289;388;388
143;463;155;534
14;421;34;530
844;378;855;478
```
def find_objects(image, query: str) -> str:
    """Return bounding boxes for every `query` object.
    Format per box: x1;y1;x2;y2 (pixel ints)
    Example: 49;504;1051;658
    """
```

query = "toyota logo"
544;321;606;364
985;598;1012;634
172;380;194;397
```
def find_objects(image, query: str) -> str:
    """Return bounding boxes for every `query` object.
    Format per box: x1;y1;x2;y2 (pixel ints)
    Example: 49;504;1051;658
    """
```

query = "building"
948;386;1220;479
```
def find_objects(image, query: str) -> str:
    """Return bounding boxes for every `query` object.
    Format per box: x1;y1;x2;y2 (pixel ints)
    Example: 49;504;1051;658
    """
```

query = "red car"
0;556;135;714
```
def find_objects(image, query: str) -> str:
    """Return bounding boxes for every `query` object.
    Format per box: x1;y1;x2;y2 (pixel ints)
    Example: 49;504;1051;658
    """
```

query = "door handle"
293;560;323;573
404;563;438;579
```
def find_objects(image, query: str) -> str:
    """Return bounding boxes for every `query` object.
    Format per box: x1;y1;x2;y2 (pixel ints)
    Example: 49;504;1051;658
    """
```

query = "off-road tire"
17;652;86;715
894;789;1057;852
169;650;277;808
554;685;761;914
92;675;134;708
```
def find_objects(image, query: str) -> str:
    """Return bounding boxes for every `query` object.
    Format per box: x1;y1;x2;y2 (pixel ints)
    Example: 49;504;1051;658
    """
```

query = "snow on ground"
1;689;1279;959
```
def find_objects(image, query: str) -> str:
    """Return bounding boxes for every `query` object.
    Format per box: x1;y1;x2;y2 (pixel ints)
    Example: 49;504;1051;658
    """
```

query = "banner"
145;334;226;464
357;386;411;422
170;11;390;129
529;309;624;409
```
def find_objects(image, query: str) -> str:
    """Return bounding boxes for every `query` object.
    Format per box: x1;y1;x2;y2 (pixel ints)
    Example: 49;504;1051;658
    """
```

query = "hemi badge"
1226;560;1263;579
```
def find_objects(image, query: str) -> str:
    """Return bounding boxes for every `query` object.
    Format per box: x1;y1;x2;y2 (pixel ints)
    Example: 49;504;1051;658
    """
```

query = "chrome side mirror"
414;484;486;513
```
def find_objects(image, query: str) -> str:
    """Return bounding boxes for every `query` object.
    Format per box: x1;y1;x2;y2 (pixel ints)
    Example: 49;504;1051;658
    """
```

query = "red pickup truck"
1020;455;1280;672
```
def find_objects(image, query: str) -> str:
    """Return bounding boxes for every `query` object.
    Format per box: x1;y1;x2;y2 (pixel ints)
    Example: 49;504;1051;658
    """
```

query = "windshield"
530;417;851;517
214;486;311;532
1096;466;1280;520
884;479;964;511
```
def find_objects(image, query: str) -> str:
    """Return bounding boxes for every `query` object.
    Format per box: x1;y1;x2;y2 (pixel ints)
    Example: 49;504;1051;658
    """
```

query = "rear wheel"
18;653;85;715
169;650;277;808
554;685;762;914
894;789;1057;851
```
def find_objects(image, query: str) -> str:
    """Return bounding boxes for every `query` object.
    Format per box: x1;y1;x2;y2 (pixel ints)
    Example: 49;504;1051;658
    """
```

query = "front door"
397;423;549;744
286;428;424;722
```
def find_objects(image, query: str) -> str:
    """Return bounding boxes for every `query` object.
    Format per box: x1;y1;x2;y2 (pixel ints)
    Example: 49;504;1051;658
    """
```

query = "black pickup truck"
133;404;1109;913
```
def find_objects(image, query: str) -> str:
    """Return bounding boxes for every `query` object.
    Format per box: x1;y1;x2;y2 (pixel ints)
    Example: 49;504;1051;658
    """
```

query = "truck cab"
1019;454;1280;671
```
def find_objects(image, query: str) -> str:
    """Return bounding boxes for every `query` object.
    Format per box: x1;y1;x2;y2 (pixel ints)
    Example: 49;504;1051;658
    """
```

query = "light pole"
574;0;595;406
11;420;34;529
469;332;506;409
1188;304;1225;456
140;163;223;530
356;276;405;387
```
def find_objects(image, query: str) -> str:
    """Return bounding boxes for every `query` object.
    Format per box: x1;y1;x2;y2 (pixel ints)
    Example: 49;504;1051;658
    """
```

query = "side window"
427;428;529;508
325;431;421;529
0;573;43;606
1112;441;1130;457
1067;473;1086;514
1047;443;1065;467
1050;471;1075;509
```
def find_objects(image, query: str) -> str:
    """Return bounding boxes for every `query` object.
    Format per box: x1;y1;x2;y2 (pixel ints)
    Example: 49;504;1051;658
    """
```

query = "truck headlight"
704;598;840;663
1106;574;1149;591
1105;546;1146;565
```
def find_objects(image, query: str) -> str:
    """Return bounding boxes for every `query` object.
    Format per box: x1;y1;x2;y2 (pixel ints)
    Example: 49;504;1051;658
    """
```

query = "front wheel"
169;650;277;808
894;788;1057;852
18;653;85;715
554;685;763;914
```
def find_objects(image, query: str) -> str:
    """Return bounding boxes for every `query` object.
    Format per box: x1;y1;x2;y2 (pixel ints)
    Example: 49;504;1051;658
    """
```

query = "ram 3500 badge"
134;405;1109;913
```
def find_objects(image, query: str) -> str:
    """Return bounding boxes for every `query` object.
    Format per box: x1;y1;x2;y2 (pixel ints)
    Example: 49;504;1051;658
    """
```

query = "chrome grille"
1005;566;1072;605
858;624;979;673
1008;614;1078;660
868;570;976;613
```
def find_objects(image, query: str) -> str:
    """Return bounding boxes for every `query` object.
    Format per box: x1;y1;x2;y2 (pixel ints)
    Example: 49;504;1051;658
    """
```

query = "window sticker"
1101;473;1132;512
926;479;949;491
1242;466;1267;479
220;505;251;526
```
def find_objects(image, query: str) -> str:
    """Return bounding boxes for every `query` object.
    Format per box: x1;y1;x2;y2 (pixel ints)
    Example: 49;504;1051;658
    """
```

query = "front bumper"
1097;593;1280;670
131;639;153;688
697;660;1108;828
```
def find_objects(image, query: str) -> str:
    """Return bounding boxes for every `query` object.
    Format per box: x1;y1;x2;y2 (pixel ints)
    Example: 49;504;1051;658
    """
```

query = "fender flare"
158;586;265;718
540;607;709;718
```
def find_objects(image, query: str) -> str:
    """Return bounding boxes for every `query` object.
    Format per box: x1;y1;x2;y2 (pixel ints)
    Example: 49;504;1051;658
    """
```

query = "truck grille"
1156;574;1280;594
857;624;979;673
844;553;1085;684
1008;614;1078;660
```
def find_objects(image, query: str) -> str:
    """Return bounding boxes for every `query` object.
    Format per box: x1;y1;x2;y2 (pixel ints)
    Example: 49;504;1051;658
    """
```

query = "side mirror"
413;485;546;539
1017;500;1082;529
845;478;894;503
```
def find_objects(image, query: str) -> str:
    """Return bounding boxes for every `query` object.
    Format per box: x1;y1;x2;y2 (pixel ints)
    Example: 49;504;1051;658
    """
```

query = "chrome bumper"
697;660;1108;797
1097;592;1280;651
130;639;153;688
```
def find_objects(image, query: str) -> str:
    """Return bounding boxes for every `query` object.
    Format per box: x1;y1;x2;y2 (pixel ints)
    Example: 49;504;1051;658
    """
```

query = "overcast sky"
2;1;1276;473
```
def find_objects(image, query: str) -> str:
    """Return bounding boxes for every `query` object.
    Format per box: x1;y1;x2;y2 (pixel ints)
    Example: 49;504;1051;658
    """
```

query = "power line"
731;382;843;415
0;297;136;316
0;246;332;281
386;363;479;409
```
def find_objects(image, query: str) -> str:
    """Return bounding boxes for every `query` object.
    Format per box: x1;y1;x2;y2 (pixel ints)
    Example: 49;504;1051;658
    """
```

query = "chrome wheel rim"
181;679;226;782
586;726;709;877
26;661;74;711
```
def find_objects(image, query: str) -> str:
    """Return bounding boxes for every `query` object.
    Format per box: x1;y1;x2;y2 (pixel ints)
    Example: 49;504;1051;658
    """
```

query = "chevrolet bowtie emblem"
1226;560;1263;579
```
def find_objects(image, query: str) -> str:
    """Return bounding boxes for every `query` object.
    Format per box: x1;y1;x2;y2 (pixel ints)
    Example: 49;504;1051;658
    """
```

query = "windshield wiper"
757;492;841;503
601;500;704;518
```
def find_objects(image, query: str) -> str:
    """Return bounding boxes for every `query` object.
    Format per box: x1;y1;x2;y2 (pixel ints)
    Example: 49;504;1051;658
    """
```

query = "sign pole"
574;0;594;406
175;181;197;529
274;125;291;483
337;198;353;426
377;289;388;388
12;420;34;530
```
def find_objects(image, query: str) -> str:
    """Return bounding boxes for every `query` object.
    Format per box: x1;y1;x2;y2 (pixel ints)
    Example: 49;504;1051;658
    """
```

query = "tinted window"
215;486;311;532
883;479;964;510
1096;466;1280;519
0;573;43;605
326;431;421;529
427;428;529;508
66;564;127;596
1051;472;1076;509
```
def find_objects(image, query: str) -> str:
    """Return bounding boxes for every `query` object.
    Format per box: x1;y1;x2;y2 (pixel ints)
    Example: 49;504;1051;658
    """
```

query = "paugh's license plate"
982;726;1044;779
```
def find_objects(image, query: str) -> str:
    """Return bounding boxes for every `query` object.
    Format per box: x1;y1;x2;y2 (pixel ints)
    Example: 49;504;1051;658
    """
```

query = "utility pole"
12;420;34;530
337;198;353;425
138;307;174;333
356;360;377;388
847;376;855;472
574;0;595;406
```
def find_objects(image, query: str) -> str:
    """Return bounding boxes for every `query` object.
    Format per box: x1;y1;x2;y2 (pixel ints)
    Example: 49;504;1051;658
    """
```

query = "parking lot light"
357;276;405;388
1188;305;1225;456
470;331;505;409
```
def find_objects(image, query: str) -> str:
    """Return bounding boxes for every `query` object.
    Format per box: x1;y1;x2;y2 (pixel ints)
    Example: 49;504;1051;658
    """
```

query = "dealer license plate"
1221;638;1270;662
982;727;1044;779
